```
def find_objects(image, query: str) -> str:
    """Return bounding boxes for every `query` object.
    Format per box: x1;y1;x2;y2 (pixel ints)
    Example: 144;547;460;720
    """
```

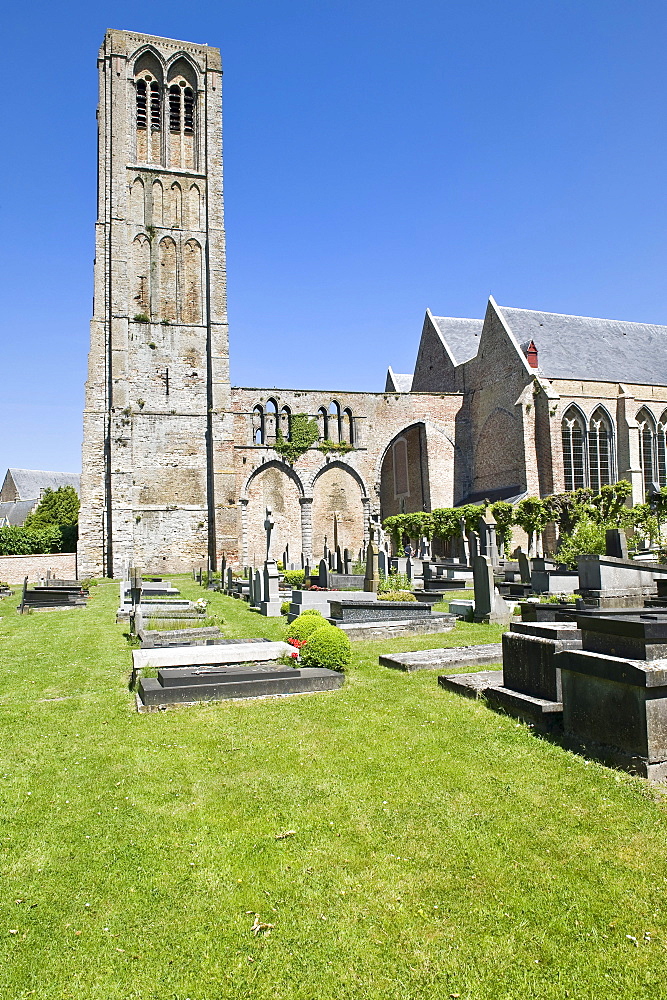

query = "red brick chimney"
525;340;538;368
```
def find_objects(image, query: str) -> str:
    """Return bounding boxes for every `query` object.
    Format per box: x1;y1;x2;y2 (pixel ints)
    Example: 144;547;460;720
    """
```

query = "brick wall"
0;553;77;585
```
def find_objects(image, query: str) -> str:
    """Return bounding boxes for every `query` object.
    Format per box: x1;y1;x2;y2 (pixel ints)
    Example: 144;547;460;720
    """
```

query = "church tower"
78;30;233;577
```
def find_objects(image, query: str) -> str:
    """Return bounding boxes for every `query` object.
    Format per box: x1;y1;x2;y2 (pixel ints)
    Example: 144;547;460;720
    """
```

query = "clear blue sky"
1;0;666;473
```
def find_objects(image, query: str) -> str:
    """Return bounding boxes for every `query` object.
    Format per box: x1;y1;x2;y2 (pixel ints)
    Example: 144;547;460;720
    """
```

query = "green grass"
0;577;666;998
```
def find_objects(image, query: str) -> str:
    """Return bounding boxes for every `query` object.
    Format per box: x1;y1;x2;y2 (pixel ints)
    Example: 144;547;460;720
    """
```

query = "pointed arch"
280;405;292;441
317;406;328;441
134;50;164;164
637;407;657;500
169;183;182;228
588;406;614;492
328;401;341;443
342;407;354;445
252;405;265;445
158;236;177;322
561;405;587;491
131;235;150;316
265;398;278;444
658;410;667;488
188;184;201;229
181;239;202;324
130;178;144;224
151;180;163;227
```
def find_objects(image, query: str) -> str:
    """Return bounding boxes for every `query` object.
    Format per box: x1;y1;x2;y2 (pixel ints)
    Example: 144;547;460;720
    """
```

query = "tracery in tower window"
134;51;164;164
167;58;198;170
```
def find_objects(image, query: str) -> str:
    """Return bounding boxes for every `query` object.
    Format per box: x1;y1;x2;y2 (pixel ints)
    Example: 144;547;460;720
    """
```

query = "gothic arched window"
343;407;354;445
328;401;341;443
562;407;586;491
136;80;147;130
317;407;328;441
169;85;181;132
134;51;164;165
637;408;657;500
265;399;278;444
280;406;291;441
167;60;197;170
252;405;264;445
657;411;667;489
588;408;613;493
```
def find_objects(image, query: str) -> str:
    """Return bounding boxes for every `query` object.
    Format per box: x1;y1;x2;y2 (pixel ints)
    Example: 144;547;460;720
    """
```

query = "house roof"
1;469;80;502
497;305;667;384
431;316;484;365
0;499;39;527
385;368;413;392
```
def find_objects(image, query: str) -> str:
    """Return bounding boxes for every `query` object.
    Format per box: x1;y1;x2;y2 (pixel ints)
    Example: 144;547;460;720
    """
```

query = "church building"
77;30;667;577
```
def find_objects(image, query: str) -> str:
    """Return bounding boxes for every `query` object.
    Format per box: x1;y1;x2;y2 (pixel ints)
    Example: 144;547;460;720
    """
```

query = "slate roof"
385;368;413;392
498;305;667;384
0;499;39;527
431;316;484;365
1;469;81;502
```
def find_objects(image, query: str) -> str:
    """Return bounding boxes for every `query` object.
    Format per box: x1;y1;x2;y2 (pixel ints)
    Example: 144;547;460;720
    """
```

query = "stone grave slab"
380;643;503;673
133;640;291;675
437;670;504;699
335;617;455;641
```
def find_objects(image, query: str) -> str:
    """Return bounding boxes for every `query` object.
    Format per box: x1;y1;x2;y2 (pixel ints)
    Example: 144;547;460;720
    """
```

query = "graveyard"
2;573;667;999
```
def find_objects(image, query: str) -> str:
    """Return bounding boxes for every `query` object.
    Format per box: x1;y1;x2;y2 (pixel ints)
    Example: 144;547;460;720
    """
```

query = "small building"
0;469;80;527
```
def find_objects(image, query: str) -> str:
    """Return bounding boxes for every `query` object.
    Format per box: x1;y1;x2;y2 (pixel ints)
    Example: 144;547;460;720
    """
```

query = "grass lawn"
0;576;666;999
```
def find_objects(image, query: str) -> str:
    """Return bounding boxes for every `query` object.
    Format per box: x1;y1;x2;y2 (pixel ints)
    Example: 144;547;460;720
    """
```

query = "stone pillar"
362;498;371;547
299;497;313;562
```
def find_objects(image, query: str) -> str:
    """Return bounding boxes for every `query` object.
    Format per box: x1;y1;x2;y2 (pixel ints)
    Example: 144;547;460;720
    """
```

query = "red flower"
287;637;307;648
290;650;298;659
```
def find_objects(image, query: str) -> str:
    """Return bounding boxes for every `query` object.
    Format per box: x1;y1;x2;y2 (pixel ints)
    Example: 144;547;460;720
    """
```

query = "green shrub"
557;518;606;569
282;569;305;589
378;590;416;602
0;525;64;556
285;611;326;642
299;609;324;616
280;601;290;616
301;625;351;672
378;571;411;594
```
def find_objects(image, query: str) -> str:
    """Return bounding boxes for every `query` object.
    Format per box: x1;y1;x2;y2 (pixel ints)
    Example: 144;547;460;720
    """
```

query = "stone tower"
78;30;234;577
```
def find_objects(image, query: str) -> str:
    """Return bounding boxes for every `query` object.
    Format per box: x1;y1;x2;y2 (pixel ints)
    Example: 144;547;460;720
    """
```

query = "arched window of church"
561;407;586;491
131;235;150;317
252;405;264;445
169;183;182;228
158;236;177;323
317;406;328;441
343;408;354;445
152;180;163;227
280;406;291;441
328;401;341;443
167;60;197;170
393;438;409;497
181;240;202;324
588;408;613;493
134;53;164;164
658;411;667;488
130;178;145;225
637;408;657;500
265;398;278;444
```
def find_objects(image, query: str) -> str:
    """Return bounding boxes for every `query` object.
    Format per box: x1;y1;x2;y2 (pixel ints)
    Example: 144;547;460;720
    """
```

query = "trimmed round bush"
285;611;326;642
378;590;416;602
299;608;324;616
280;601;290;616
300;624;351;672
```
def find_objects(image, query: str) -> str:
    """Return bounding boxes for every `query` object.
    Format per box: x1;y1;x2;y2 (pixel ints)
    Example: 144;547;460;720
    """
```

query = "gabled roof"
385;368;413;392
497;305;667;384
1;469;81;502
0;499;39;527
431;316;483;365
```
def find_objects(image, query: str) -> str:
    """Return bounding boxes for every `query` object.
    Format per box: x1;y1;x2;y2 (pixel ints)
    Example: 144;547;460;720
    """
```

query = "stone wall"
0;553;77;585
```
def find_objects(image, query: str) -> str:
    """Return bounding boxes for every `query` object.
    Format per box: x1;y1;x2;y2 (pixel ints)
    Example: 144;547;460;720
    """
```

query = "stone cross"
264;507;275;562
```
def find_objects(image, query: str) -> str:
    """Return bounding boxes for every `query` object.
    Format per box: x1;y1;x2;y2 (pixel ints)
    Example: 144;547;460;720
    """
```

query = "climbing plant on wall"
273;413;320;464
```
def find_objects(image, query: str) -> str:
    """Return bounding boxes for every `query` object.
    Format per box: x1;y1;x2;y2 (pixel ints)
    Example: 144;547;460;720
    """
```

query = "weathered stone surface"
336;617;454;641
138;665;344;709
502;629;581;702
380;643;502;672
437;670;504;699
329;599;434;623
578;613;667;661
132;640;291;674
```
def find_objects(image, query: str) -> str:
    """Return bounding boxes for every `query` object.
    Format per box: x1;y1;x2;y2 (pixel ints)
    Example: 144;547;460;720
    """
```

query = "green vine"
318;439;354;455
274;413;320;464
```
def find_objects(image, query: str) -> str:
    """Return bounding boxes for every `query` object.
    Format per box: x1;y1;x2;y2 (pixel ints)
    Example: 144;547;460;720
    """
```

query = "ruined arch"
379;423;430;521
242;461;305;565
311;462;367;560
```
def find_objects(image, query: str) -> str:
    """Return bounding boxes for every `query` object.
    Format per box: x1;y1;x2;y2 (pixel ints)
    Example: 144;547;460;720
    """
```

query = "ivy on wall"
273;413;320;464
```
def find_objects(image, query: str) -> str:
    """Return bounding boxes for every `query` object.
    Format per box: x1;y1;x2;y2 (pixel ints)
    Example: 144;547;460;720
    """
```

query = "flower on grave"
290;651;299;659
287;637;307;649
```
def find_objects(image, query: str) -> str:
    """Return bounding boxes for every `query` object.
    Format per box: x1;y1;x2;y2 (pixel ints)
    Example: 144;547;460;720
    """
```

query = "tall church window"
317;407;328;440
637;408;657;500
328;401;341;443
169;85;182;132
158;237;177;323
265;399;278;443
280;406;291;441
181;240;202;324
658;411;667;488
150;83;162;131
343;408;354;445
136;80;148;130
184;88;195;134
561;407;586;491
252;406;264;445
167;60;197;170
134;52;164;165
588;408;613;493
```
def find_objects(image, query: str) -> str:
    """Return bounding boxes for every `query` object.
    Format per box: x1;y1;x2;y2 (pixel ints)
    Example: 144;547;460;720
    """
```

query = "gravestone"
260;561;282;616
318;559;329;588
364;522;381;594
226;568;233;594
336;546;343;573
343;548;351;574
517;550;531;585
248;571;255;607
254;569;262;606
605;528;628;560
473;555;512;624
378;550;387;578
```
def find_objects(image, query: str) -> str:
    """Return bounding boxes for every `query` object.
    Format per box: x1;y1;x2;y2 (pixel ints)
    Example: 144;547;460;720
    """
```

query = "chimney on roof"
525;340;538;369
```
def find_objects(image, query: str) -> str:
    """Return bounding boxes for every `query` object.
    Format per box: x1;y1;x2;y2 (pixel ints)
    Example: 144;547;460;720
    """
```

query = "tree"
514;496;549;555
490;501;514;554
24;486;79;553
